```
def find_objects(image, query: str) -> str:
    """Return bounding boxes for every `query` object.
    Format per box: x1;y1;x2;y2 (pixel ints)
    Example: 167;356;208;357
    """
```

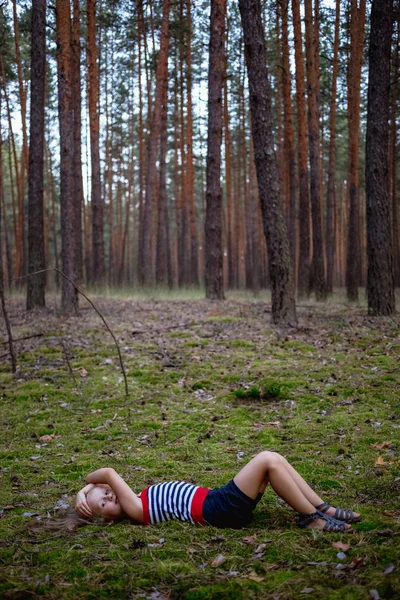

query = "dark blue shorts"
202;479;263;529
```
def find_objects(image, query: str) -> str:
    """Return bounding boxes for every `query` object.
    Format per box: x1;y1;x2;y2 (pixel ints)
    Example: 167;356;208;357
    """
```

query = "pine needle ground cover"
0;293;399;600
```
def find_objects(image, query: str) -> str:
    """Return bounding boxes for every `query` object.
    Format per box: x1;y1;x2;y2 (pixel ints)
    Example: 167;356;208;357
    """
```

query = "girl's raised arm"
86;467;144;523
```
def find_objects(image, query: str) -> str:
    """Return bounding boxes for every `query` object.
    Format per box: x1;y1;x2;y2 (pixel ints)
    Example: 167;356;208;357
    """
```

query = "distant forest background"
0;0;398;309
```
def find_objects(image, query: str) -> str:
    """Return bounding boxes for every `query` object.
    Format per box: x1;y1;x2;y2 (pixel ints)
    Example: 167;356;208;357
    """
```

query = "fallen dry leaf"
351;557;364;568
38;433;56;442
372;441;393;449
375;456;385;466
242;536;256;545
211;554;225;568
332;541;350;552
254;543;267;554
383;510;400;518
78;367;88;378
247;570;264;583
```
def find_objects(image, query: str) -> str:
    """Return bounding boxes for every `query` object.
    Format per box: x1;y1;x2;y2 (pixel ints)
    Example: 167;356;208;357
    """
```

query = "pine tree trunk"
139;0;171;286
0;91;12;283
281;0;297;278
390;19;400;287
87;0;105;284
56;0;78;313
304;0;326;300
26;0;46;309
224;75;234;289
366;0;395;315
292;0;311;299
1;59;23;281
239;0;296;325
185;0;199;286
12;0;29;276
326;0;340;294
71;0;84;284
346;0;366;301
205;0;226;300
156;81;171;286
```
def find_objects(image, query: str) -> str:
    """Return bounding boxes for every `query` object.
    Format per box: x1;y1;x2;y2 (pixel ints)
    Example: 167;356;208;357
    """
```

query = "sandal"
297;510;353;533
316;502;361;523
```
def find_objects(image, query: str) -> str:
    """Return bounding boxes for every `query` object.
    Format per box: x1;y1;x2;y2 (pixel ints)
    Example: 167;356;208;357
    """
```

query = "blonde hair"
28;507;98;534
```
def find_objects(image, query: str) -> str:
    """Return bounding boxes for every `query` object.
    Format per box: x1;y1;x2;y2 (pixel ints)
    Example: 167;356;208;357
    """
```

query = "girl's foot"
298;510;353;533
307;518;353;532
317;502;361;522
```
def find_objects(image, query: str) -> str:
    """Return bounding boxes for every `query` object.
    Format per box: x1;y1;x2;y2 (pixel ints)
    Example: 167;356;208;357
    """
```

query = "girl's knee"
257;451;282;469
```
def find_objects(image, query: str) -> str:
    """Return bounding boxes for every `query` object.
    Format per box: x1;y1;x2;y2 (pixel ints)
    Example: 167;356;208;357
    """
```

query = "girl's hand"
75;491;93;518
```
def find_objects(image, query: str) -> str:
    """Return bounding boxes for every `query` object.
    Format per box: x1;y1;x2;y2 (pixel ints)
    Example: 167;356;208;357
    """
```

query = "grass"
0;290;399;599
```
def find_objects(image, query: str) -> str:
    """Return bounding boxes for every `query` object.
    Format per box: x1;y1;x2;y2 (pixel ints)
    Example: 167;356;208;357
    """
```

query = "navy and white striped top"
140;481;210;525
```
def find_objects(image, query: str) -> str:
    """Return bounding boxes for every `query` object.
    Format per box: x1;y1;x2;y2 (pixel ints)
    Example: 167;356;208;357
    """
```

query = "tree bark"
27;0;46;310
12;0;29;276
304;0;326;300
281;0;297;277
239;0;296;325
71;0;83;284
1;58;23;281
185;0;199;286
326;0;341;294
205;0;227;300
366;0;395;315
139;0;171;286
346;0;366;301
390;17;400;287
292;0;311;299
156;80;172;287
87;0;105;284
56;0;78;313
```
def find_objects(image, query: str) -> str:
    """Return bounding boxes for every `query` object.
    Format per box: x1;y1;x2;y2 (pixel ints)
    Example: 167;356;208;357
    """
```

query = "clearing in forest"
0;292;399;599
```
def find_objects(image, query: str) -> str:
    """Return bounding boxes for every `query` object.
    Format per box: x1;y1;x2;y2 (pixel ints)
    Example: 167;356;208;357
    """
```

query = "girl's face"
86;485;124;520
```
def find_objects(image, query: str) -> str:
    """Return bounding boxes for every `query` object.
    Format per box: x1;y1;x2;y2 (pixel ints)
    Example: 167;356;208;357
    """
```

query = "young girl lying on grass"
74;451;360;533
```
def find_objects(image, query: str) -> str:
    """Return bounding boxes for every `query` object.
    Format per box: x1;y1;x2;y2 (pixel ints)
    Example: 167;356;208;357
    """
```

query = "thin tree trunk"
346;0;366;301
27;0;46;309
139;0;171;286
71;0;84;283
281;0;297;278
185;0;198;286
56;0;78;313
366;0;395;315
326;0;341;294
224;72;234;289
205;0;227;299
304;0;326;300
0;90;12;283
239;0;296;325
156;80;171;286
1;59;23;280
87;0;105;284
137;0;145;278
292;0;311;298
12;0;29;275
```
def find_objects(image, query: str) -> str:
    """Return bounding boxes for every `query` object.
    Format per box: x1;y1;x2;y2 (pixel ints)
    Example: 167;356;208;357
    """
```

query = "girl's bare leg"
234;452;318;513
278;454;360;519
233;451;352;530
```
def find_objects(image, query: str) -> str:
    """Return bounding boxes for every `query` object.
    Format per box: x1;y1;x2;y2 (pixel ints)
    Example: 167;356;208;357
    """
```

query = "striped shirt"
139;481;210;525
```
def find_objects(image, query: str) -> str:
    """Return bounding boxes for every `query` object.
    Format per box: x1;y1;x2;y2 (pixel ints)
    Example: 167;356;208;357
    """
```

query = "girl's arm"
86;468;144;523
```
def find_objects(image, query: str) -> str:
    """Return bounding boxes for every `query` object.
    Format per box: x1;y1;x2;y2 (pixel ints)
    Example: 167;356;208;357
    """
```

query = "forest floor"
0;289;399;600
